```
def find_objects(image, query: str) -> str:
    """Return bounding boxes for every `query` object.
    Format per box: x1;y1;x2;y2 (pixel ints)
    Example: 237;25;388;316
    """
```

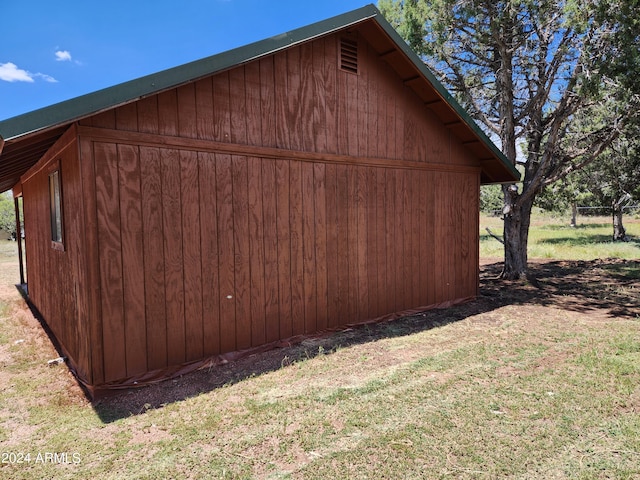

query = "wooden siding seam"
77;126;481;176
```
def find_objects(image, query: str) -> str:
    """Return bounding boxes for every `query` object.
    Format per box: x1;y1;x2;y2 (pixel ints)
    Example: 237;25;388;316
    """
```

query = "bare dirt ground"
1;257;638;421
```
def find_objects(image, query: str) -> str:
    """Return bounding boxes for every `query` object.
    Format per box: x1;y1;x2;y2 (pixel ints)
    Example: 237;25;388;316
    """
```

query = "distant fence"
485;205;640;217
576;205;640;216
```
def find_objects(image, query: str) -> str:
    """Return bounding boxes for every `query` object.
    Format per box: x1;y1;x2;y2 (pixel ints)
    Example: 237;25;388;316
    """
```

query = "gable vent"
340;37;358;74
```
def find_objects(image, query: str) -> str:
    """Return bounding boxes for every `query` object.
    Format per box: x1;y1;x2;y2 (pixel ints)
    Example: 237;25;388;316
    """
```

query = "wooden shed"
0;5;519;394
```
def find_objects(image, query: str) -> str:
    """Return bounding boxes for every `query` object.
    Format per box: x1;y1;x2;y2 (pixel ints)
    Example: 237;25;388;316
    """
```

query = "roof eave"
369;10;520;183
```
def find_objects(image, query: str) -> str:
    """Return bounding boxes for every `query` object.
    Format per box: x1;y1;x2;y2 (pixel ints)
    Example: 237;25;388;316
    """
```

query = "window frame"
48;162;65;251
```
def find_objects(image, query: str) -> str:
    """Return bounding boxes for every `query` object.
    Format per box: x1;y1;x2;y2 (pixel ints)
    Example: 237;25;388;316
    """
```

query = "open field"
0;218;639;479
480;214;640;260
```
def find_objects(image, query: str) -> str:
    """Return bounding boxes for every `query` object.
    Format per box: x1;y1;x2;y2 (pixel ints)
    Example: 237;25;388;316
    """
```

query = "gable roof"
0;4;519;192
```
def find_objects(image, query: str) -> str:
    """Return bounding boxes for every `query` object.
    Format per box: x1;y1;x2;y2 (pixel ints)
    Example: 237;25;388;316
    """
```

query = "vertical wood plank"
140;146;167;370
346;165;358;322
357;43;369;159
376;68;389;159
275;160;292;338
115;102;139;132
259;57;276;148
198;152;221;356
177;83;197;139
289;160;304;335
244;61;262;146
384;70;397;160
213;72;231;143
232;155;251;349
313;162;328;331
410;170;421;307
356;166;368;321
79;138;103;385
401;170;412;310
161;148;185;365
118;144;147;377
425;170;436;305
459;174;472;299
299;41;315;152
324;163;339;328
323;35;338;155
158;89;178;137
89;110;116;129
312;39;327;153
229;68;247;146
248;156;266;346
137;96;159;135
375;167;389;316
394;91;405;161
336;70;349;156
473;175;480;297
389;169;401;312
274;53;290;150
195;77;215;141
366;166;378;318
301;162;317;334
433;172;444;303
181;150;204;361
94;142;126;382
335;164;349;325
261;158;280;342
64;142;92;382
286;47;302;151
216;153;236;353
346;72;359;157
402;170;413;307
448;174;457;301
417;170;429;305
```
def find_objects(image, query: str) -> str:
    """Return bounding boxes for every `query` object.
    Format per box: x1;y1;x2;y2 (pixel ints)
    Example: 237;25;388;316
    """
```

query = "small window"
49;168;64;250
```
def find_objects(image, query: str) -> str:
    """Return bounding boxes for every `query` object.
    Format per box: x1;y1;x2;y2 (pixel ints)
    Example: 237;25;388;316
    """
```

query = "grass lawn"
481;213;640;260
0;216;638;479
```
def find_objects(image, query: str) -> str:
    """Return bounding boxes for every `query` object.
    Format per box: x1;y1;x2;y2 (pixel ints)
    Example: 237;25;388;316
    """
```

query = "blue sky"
0;0;370;121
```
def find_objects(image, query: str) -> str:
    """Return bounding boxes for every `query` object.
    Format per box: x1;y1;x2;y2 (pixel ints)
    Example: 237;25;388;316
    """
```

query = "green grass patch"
481;214;640;260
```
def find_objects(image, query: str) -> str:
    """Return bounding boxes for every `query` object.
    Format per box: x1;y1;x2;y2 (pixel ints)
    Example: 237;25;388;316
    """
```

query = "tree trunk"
570;202;578;228
612;203;627;241
501;187;533;279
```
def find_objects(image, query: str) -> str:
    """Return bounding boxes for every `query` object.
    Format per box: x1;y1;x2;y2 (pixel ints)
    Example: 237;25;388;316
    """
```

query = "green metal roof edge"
369;9;520;181
0;4;379;141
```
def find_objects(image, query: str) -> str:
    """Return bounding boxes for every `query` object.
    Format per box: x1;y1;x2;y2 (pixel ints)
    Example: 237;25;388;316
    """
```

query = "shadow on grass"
92;297;501;423
537;234;640;247
480;258;640;318
61;259;640;422
539;234;612;245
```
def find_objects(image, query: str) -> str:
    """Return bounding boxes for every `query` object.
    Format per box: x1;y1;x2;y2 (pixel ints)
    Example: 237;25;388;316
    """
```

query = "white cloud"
55;50;72;62
0;62;57;83
35;73;58;83
0;62;34;82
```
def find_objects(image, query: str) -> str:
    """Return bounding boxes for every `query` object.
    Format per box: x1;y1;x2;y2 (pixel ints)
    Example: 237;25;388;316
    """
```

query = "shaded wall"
21;126;93;384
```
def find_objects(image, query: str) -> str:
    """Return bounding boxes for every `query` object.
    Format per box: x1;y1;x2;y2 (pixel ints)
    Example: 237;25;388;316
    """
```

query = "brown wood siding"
78;130;480;383
79;33;480;169
63;31;485;385
21;128;93;384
